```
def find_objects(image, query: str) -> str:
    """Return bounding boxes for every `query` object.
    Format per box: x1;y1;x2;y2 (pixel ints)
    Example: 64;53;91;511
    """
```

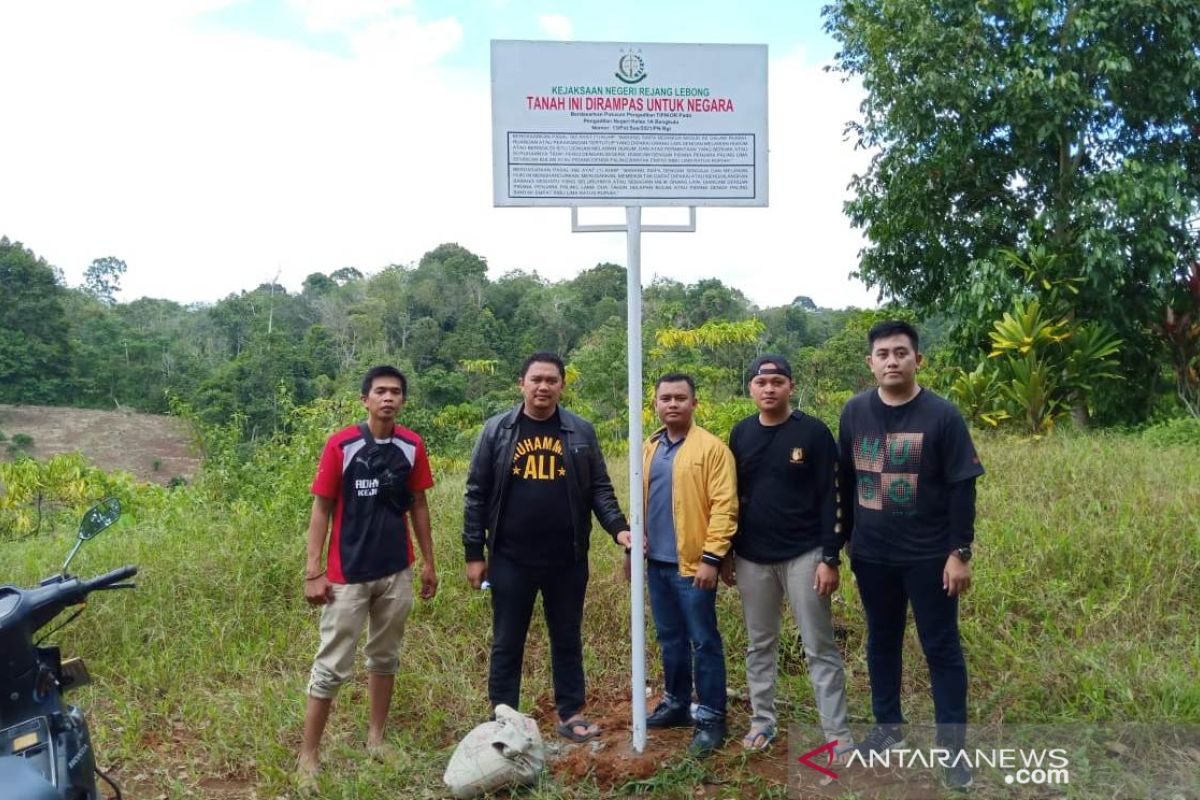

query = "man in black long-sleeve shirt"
839;321;983;791
725;355;852;753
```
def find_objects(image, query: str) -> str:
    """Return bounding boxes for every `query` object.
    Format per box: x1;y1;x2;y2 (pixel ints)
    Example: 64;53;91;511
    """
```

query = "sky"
0;0;878;310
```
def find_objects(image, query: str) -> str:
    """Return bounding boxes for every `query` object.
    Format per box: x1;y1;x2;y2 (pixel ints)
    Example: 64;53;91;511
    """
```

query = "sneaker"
646;699;691;729
853;725;907;758
941;761;974;792
688;717;727;758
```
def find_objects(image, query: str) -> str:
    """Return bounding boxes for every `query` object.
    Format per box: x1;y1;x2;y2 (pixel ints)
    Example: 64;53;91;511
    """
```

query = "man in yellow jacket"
626;372;738;756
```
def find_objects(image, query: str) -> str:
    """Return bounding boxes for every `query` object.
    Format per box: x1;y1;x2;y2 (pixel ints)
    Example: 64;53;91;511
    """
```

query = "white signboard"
491;40;768;207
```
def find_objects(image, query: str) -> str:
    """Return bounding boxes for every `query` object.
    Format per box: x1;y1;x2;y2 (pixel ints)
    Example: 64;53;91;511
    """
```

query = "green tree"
760;302;812;354
329;267;364;285
0;238;72;403
792;308;919;407
193;330;315;440
566;262;627;330
653;318;766;400
511;283;587;356
83;256;127;304
486;269;545;327
412;243;488;325
66;290;134;408
302;272;337;295
824;0;1200;421
569;317;629;420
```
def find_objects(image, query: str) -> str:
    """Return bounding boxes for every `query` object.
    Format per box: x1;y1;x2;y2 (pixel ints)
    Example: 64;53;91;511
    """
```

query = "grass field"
3;430;1198;798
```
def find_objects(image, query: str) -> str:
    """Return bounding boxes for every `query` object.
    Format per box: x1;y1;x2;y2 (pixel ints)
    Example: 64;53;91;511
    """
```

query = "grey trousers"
735;548;852;741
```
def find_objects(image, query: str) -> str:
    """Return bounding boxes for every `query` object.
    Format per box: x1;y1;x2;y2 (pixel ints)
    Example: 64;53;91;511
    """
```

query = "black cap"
748;354;793;380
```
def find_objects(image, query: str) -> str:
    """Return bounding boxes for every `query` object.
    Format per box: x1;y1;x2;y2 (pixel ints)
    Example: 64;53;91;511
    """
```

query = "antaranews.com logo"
788;723;1199;799
797;740;1070;786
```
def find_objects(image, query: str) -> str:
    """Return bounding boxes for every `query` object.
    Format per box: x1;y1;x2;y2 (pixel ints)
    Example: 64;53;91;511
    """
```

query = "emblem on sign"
790;448;805;464
615;51;647;84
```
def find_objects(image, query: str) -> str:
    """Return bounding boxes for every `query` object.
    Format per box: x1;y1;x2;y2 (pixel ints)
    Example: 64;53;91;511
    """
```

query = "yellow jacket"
641;423;739;576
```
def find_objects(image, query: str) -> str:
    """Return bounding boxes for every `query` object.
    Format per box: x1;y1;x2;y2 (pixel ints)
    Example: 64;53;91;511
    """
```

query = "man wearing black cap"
723;355;853;753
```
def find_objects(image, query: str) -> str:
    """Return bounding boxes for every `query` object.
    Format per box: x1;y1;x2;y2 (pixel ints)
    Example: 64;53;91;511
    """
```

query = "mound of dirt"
536;684;794;796
0;404;200;484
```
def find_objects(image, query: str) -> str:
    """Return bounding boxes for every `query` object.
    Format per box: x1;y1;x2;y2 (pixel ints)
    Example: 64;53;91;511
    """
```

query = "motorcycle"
0;498;137;800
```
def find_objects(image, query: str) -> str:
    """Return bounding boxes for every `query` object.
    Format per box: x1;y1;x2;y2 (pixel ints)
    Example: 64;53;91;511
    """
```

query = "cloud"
349;15;464;64
290;0;414;31
0;10;874;309
537;14;573;41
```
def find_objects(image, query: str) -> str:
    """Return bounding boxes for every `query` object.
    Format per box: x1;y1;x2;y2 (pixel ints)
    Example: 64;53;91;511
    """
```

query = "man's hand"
304;496;335;605
693;562;719;591
466;560;488;590
305;574;333;605
814;562;840;597
943;553;972;597
719;558;736;587
420;561;438;600
615;530;646;554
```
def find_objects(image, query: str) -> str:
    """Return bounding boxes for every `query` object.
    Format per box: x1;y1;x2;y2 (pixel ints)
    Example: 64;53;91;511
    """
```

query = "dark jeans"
646;559;727;718
852;557;967;741
488;552;589;721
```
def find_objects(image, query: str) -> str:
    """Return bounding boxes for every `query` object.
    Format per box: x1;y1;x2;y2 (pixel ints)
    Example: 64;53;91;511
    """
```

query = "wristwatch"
951;546;972;563
821;554;841;568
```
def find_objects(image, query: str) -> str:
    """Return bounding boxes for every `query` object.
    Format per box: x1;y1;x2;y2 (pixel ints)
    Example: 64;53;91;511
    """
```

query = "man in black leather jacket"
464;351;629;742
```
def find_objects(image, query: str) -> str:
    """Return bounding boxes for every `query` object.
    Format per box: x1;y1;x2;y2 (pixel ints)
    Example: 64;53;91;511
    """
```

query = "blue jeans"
646;560;727;718
851;556;967;739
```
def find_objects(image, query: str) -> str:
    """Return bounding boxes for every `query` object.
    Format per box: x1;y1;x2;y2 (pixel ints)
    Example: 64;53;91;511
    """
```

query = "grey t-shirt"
646;431;684;563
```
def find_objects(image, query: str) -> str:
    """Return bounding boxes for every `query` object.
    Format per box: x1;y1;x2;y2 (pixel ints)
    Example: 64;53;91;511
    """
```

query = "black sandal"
556;717;601;742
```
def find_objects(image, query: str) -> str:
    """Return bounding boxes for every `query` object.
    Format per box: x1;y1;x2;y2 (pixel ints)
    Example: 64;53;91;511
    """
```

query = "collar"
874;385;924;409
360;420;395;442
652;427;688;446
502;403;576;431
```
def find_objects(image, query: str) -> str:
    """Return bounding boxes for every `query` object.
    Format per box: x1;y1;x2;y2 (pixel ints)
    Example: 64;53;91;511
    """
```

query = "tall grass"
2;428;1196;797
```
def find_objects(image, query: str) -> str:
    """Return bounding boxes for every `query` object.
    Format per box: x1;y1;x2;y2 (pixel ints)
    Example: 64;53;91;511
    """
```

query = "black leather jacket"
463;404;628;562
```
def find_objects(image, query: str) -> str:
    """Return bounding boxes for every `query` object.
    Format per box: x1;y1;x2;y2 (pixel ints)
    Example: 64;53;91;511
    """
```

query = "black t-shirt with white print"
838;387;984;564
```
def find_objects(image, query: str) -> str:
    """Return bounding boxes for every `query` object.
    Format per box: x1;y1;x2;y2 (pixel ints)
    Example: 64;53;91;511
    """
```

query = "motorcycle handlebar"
9;565;140;636
82;565;138;593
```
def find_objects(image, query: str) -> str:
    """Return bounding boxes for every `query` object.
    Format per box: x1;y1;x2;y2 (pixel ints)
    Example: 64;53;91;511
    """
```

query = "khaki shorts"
307;568;414;699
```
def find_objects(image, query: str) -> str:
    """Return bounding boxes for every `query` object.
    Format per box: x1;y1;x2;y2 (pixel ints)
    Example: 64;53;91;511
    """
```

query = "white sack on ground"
442;703;546;799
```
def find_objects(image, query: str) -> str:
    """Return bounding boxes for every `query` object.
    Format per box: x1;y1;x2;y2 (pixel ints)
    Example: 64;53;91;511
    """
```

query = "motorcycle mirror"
79;497;121;540
62;497;122;575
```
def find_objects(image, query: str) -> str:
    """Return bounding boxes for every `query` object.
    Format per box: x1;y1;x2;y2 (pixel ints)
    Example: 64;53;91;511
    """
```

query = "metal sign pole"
572;206;696;754
624;206;647;754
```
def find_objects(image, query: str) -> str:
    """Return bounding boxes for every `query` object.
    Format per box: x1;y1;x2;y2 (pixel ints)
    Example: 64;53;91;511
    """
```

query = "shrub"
1141;416;1200;447
6;433;34;458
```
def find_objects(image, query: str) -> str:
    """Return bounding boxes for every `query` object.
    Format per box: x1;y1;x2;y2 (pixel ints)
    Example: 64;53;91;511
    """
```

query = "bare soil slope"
0;404;200;484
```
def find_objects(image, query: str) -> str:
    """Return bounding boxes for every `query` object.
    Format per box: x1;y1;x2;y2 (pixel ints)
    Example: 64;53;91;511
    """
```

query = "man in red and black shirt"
297;366;437;784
